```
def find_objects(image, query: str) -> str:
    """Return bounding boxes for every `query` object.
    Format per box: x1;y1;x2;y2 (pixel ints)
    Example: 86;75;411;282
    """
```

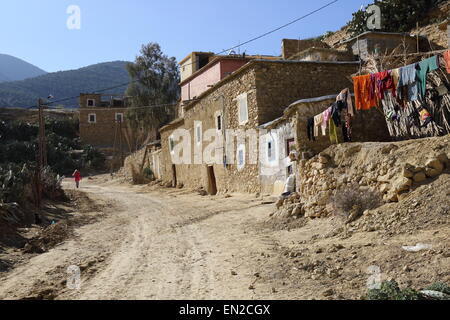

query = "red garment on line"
375;70;396;100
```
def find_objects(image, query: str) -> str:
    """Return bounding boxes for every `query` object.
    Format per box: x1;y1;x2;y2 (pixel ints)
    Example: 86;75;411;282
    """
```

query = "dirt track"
0;177;281;300
0;176;448;300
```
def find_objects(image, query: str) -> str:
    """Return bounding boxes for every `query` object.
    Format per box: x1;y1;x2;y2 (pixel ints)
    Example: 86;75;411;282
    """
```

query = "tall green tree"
125;43;180;130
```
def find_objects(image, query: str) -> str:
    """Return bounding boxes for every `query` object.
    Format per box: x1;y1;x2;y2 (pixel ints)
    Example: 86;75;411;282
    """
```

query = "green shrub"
426;282;450;295
367;280;450;300
367;280;422;300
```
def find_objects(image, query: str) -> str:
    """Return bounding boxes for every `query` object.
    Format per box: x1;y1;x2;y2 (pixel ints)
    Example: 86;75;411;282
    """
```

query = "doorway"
171;164;177;188
206;166;218;195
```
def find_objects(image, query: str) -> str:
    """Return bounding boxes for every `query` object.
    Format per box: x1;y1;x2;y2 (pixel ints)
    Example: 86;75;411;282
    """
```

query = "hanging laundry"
336;88;354;117
391;68;400;89
331;101;346;127
314;114;323;137
375;70;396;100
321;107;332;136
369;73;378;103
307;117;315;141
342;125;350;143
353;75;377;110
398;63;419;102
418;107;433;128
416;56;439;98
343;109;352;142
329;118;339;144
443;51;450;74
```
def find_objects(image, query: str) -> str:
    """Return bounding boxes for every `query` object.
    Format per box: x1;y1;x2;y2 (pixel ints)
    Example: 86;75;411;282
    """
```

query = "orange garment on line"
353;75;377;111
444;51;450;74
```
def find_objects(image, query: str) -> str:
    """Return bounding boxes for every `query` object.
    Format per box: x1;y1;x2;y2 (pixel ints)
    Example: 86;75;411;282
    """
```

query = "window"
237;93;248;125
217;114;222;131
169;136;175;153
87;99;95;107
195;122;202;145
286;138;295;157
268;141;273;160
237;144;246;170
88;113;96;124
115;113;124;123
267;136;277;163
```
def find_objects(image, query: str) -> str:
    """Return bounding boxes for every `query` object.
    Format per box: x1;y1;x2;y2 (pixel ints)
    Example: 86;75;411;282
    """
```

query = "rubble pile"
274;135;450;222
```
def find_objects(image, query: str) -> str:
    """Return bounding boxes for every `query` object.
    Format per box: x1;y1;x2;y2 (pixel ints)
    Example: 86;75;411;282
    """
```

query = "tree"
125;43;180;130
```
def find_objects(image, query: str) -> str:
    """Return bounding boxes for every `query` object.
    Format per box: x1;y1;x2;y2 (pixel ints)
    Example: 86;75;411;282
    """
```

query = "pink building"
180;57;250;102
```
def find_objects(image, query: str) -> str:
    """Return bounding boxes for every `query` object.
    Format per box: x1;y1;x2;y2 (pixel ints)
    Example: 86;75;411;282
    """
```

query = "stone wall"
160;69;262;194
275;135;450;220
282;39;330;59
254;61;359;125
79;107;128;149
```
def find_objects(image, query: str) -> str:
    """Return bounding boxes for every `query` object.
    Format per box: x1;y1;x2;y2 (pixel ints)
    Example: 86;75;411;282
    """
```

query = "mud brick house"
79;93;129;150
160;58;360;194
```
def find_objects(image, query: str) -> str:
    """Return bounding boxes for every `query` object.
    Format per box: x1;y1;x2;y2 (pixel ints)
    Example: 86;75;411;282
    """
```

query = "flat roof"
179;54;279;86
340;31;426;45
179;52;214;65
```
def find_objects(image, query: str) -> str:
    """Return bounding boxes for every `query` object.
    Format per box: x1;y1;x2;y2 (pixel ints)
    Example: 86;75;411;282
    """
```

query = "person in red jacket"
72;169;82;189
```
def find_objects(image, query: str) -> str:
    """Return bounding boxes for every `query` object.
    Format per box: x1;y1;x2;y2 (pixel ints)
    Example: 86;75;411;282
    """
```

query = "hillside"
0;61;131;108
0;54;47;83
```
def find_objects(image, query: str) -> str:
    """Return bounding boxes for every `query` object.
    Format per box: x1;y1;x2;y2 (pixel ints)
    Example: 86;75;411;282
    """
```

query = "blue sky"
0;0;367;72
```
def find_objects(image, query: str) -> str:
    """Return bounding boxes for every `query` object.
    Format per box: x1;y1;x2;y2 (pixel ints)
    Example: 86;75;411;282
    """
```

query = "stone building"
159;59;360;194
178;53;278;116
78;93;129;151
281;38;330;59
258;117;296;195
257;93;391;195
339;31;424;61
287;94;391;157
287;47;355;62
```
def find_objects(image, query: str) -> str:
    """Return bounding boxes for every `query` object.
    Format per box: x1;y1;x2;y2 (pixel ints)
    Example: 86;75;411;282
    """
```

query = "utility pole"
119;119;124;167
35;98;46;217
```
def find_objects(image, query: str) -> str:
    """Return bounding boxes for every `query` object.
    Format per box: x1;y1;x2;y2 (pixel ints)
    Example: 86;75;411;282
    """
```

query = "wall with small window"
259;119;295;195
79;107;130;148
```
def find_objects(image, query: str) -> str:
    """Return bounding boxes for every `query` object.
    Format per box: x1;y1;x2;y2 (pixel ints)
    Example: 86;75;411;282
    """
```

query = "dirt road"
0;176;448;300
0;177;283;300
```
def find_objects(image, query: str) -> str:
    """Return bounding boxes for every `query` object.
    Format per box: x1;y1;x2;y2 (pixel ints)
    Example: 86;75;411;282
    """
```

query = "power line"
214;0;339;56
24;1;338;110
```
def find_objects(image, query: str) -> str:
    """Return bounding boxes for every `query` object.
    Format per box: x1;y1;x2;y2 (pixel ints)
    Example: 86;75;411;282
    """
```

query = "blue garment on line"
398;63;419;102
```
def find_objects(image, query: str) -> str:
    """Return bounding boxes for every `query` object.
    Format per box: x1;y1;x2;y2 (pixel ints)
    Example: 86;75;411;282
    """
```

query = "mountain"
0;54;47;83
0;61;131;108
